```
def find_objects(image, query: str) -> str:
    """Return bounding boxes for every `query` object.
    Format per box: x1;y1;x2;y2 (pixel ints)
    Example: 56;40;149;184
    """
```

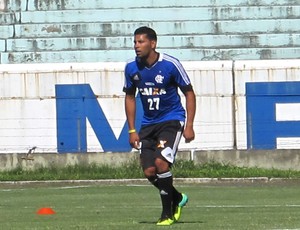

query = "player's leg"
140;141;175;225
159;121;188;222
139;137;158;186
154;157;174;225
139;125;175;225
154;120;186;225
139;121;187;225
139;140;174;225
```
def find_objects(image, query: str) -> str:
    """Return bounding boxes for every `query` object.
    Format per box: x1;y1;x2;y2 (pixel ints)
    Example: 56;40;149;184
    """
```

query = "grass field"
1;181;300;230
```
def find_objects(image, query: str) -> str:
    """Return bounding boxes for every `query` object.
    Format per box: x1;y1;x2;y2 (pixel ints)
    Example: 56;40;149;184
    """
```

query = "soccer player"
123;26;196;226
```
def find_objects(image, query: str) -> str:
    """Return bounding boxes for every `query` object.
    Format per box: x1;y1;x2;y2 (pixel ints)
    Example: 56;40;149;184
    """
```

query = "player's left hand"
183;126;195;143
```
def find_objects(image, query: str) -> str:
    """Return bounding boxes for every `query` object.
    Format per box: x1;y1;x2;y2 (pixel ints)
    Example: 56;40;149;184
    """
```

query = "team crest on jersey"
155;74;164;84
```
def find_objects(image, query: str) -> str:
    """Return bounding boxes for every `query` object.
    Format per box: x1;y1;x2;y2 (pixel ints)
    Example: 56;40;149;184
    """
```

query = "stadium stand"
0;0;300;63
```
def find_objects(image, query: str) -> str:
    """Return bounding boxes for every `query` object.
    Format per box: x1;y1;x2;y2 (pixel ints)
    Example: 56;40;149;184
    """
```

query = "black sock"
172;187;182;214
156;171;173;218
147;175;159;189
172;187;182;205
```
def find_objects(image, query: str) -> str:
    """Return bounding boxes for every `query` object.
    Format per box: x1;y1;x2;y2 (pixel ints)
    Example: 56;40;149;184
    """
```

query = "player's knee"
155;157;170;173
143;166;156;178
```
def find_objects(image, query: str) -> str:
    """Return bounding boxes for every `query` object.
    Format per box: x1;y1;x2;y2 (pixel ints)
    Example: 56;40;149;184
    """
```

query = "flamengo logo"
155;74;164;84
55;84;142;153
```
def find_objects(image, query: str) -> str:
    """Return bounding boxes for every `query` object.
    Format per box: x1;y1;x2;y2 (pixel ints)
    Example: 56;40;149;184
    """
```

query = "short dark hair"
134;26;157;41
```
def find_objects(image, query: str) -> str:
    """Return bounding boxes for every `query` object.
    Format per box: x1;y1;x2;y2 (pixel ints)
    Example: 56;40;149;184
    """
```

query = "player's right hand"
129;132;140;150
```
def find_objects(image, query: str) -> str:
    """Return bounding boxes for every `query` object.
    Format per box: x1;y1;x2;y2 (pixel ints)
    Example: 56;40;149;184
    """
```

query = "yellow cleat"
156;218;174;226
174;193;188;222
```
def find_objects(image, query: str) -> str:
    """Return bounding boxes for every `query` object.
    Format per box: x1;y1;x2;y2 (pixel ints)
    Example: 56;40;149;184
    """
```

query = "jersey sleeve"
171;59;193;93
123;63;136;94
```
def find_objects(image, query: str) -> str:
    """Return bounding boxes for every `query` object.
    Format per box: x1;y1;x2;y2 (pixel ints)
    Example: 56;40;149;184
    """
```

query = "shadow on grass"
139;220;204;224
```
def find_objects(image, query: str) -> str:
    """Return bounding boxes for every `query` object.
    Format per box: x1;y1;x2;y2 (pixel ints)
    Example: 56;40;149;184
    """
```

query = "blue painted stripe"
246;82;300;149
246;82;300;96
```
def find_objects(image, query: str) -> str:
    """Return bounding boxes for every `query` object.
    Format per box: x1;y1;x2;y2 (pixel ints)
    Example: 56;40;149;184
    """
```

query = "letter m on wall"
55;84;140;153
246;82;300;150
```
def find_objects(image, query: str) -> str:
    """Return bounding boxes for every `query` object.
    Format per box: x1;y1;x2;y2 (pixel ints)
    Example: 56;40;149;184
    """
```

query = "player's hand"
129;132;140;150
183;126;195;143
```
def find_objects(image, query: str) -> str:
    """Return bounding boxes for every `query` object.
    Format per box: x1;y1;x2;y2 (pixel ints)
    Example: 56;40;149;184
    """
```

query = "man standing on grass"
123;26;196;226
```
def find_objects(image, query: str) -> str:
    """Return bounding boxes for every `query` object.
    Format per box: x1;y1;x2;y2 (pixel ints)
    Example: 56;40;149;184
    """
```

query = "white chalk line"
196;204;300;208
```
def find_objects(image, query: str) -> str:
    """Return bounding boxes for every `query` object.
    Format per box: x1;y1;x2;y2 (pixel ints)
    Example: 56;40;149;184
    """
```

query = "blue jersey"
123;53;192;125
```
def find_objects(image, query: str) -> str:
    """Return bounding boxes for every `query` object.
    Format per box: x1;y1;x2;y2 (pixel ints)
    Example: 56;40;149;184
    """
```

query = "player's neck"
143;51;159;68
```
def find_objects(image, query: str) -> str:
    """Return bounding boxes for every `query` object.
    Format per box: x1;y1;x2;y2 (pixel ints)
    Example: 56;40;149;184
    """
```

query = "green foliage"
1;160;300;181
172;160;300;178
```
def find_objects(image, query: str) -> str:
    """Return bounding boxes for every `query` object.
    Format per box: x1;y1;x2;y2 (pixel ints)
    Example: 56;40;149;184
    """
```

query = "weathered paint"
23;0;300;11
1;60;300;153
3;47;300;64
0;12;18;25
4;0;24;11
17;7;300;24
0;61;233;153
0;1;299;63
0;39;5;51
6;33;300;52
234;59;300;149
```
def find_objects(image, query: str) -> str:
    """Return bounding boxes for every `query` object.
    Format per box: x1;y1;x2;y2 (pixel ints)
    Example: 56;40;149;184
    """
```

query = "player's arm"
172;59;196;143
182;86;196;143
125;92;136;132
123;64;140;149
124;89;140;149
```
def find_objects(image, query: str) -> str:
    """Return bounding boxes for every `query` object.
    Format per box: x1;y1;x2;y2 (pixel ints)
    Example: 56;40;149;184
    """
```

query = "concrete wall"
0;0;299;63
1;60;300;154
2;149;300;171
0;61;233;153
1;0;300;170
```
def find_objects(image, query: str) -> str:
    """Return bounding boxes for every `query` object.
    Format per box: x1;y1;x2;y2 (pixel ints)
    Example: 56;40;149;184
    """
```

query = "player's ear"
151;40;157;49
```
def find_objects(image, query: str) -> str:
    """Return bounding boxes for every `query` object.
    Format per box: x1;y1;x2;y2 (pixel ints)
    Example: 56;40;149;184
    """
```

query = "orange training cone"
37;207;56;215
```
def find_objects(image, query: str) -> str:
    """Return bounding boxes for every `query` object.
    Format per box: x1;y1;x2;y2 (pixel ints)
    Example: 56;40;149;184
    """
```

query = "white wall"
234;59;300;149
0;60;300;153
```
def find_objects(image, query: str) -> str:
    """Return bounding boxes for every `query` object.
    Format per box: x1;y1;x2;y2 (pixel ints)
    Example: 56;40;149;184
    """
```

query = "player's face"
134;34;156;58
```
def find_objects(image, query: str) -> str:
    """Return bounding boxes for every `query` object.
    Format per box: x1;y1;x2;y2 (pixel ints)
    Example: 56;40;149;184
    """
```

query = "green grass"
1;183;300;229
1;160;300;181
1;160;300;229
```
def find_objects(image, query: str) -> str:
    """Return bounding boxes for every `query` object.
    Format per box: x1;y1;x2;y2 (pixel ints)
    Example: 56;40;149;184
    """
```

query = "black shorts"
139;120;184;170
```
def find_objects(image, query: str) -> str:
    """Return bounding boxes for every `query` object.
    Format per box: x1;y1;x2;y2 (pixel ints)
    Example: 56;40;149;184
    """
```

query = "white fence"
0;60;300;153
